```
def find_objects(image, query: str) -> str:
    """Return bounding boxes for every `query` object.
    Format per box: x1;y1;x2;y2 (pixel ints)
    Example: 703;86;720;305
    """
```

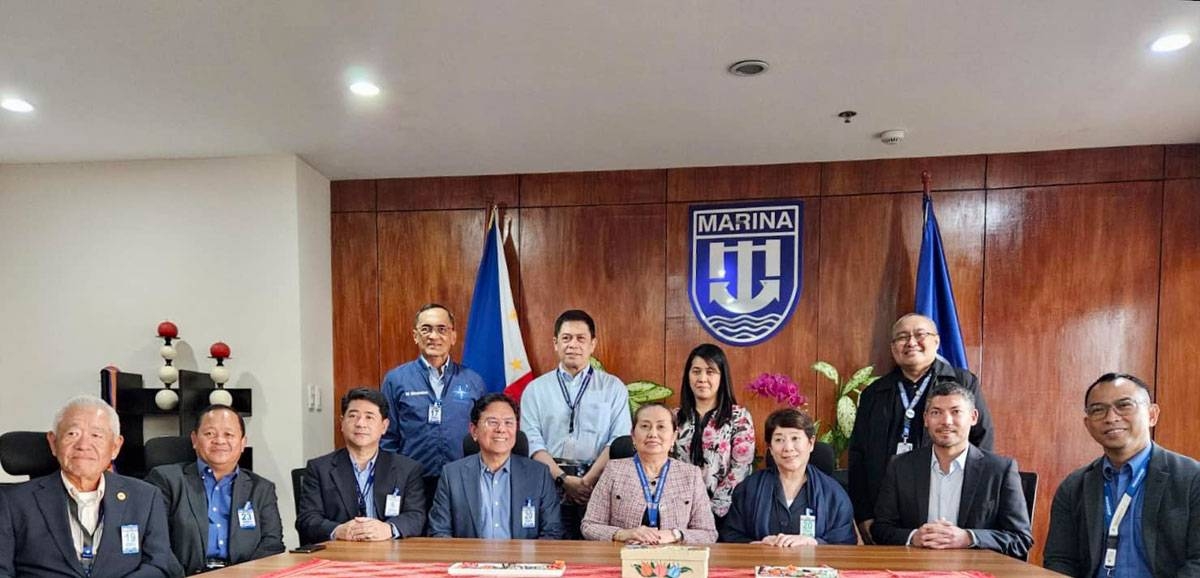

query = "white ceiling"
1;1;1197;180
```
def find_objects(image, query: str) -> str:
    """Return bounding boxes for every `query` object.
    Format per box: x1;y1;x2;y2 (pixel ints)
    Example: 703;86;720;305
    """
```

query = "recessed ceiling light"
1151;33;1192;53
349;81;381;96
1;97;34;113
728;60;769;77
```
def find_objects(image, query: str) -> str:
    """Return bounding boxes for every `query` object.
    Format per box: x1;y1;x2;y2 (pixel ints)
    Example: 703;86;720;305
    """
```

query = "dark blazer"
848;360;995;522
871;445;1032;559
721;465;857;545
0;472;183;578
428;454;563;539
1044;445;1200;578
144;462;284;575
295;448;426;545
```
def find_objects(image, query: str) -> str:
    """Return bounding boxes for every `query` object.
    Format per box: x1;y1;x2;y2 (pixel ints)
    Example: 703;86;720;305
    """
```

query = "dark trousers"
560;501;585;540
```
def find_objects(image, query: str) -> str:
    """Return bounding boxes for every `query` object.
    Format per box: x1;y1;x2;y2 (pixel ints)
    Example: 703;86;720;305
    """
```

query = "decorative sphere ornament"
158;365;179;385
154;388;179;410
159;345;177;361
209;342;231;359
157;321;179;339
208;388;234;406
210;365;230;385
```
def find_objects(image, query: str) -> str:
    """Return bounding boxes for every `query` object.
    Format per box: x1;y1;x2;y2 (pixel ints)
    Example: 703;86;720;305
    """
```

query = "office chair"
143;435;197;471
461;431;530;458
0;430;59;481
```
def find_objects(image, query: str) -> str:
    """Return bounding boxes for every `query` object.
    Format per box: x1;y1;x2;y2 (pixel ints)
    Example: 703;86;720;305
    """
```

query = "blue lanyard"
1102;451;1151;572
556;367;593;434
897;373;933;443
633;454;670;527
356;463;377;516
67;498;102;577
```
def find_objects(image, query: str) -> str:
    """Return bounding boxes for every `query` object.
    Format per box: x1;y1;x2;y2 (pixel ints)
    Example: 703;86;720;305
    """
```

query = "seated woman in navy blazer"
721;408;857;546
581;403;718;544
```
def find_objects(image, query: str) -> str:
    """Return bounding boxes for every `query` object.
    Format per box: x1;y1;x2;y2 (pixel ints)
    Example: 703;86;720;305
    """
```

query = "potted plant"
811;361;878;466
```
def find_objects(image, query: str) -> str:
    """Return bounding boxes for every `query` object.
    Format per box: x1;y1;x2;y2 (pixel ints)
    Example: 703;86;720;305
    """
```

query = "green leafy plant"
812;361;878;461
589;356;673;416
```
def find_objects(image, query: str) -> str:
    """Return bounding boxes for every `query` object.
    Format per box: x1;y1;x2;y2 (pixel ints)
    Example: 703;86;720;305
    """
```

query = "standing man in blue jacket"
381;303;487;507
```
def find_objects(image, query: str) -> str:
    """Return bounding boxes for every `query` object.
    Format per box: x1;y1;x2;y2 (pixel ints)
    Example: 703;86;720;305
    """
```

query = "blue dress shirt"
199;459;238;560
519;366;631;463
352;453;378;519
1095;443;1154;578
478;456;512;539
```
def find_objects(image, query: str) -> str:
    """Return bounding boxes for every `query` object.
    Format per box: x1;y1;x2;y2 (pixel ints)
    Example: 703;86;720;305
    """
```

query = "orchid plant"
745;372;808;408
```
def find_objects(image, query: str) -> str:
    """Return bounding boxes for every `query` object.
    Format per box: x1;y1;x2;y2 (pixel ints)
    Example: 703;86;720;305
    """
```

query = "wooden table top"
208;538;1064;577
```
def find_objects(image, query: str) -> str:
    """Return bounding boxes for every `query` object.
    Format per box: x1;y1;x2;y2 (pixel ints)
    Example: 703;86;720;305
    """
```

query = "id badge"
1104;547;1117;568
428;402;442;424
895;442;913;455
385;493;402;517
121;524;140;554
799;512;816;539
521;500;537;529
238;503;257;529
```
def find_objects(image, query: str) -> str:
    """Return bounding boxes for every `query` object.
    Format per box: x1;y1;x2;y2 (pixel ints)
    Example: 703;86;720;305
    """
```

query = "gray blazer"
428;454;563;539
144;462;284;575
0;472;183;578
1044;445;1200;578
871;444;1033;559
295;448;426;545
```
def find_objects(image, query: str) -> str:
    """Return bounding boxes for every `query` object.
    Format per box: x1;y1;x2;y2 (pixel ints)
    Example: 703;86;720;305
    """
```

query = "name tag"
521;500;537;529
238;502;256;529
427;402;442;424
385;493;403;517
895;442;914;455
403;391;429;397
121;524;140;555
799;511;816;539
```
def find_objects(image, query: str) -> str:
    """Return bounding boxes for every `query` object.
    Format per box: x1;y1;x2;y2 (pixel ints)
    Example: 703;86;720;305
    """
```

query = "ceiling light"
1151;33;1192;52
728;60;769;77
1;97;34;113
349;81;381;96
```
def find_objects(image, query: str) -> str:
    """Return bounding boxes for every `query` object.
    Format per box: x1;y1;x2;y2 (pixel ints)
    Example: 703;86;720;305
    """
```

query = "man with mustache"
870;382;1031;559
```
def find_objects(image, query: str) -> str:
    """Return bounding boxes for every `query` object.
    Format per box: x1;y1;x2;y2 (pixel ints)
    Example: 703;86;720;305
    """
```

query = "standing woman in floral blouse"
673;343;756;524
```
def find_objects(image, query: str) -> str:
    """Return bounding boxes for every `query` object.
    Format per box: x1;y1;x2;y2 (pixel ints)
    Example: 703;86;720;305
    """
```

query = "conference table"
209;538;1064;577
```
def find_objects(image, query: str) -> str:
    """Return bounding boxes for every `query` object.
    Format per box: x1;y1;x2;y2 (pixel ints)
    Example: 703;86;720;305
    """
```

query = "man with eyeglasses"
429;394;563;539
520;309;632;539
1044;373;1200;578
381;303;487;507
848;313;994;542
296;388;426;545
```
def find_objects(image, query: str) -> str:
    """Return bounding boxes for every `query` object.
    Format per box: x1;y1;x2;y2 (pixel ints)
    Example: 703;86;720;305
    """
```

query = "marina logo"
689;201;803;346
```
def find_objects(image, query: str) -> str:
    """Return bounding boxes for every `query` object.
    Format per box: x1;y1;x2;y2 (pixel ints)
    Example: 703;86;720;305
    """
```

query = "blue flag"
463;212;534;396
915;194;968;369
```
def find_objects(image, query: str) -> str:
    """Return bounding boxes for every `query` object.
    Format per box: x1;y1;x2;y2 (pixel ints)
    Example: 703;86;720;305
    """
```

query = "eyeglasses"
1085;398;1145;421
417;325;453;336
481;418;517;430
891;331;938;345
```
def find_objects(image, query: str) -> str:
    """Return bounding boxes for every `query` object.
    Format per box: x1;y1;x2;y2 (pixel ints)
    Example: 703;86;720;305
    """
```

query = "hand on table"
755;533;818;548
614;526;664;544
912;519;971;549
334;517;394;541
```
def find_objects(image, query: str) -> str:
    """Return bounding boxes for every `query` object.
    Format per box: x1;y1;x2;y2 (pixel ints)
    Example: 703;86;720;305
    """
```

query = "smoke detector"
880;129;906;145
728;60;769;76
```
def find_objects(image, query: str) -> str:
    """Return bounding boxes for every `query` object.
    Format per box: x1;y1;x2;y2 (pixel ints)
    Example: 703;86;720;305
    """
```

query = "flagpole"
921;171;932;227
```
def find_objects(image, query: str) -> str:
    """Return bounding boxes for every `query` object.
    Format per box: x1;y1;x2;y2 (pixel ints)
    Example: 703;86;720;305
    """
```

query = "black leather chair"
461;431;530;458
763;440;836;476
291;467;306;515
1019;470;1038;520
609;435;636;459
143;435;196;472
0;431;59;481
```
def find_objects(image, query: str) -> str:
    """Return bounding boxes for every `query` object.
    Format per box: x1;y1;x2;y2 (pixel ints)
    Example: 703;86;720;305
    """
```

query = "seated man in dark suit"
429;393;563;539
146;405;284;574
0;395;183;577
296;388;426;545
1044;373;1200;578
871;382;1032;559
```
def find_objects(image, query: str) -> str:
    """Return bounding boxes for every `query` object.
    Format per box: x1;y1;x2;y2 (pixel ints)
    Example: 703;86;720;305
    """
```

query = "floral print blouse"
672;404;756;517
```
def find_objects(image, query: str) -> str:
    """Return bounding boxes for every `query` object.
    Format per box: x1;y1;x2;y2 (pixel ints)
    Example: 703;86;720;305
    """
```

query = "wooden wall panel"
1156;179;1200;458
986;145;1163;189
517;205;666;384
1166;144;1200;179
376;209;496;381
331;179;376;212
667;163;820;202
663;199;821;458
331;212;379;447
982;181;1162;562
520;170;666;207
377;175;518;211
821;155;986;195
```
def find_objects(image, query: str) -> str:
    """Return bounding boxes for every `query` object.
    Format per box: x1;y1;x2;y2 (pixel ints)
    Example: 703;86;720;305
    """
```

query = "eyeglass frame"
1084;397;1147;421
416;324;454;336
891;331;939;345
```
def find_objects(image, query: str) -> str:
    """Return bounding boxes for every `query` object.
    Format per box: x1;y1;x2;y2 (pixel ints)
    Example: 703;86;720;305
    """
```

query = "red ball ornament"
157;321;179;339
210;341;231;359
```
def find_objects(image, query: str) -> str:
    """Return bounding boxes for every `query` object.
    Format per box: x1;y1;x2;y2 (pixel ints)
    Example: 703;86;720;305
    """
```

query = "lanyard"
356;462;377;516
1102;453;1151;573
427;361;456;403
633;454;670;528
897;373;933;443
68;498;103;576
556;367;593;434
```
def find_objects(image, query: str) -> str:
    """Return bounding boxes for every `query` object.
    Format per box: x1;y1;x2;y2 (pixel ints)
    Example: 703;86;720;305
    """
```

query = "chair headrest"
144;436;197;471
0;431;60;478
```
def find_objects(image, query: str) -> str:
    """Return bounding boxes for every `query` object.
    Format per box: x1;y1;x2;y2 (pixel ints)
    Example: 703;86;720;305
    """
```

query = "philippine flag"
463;209;535;399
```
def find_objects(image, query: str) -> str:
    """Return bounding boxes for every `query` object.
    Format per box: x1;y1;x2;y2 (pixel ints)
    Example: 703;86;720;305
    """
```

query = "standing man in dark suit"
0;395;182;577
296;388;426;545
145;405;284;574
849;313;994;541
1044;373;1200;578
871;382;1031;559
429;393;563;539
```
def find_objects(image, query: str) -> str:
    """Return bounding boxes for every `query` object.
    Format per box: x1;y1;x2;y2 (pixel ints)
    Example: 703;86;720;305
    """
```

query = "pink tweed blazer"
580;457;718;544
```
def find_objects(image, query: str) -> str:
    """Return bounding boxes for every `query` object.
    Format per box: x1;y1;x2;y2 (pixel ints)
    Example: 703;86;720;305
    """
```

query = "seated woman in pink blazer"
581;403;718;544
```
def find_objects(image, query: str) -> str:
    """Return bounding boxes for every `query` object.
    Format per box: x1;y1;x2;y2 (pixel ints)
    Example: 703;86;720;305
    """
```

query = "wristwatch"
555;472;568;487
673;528;684;542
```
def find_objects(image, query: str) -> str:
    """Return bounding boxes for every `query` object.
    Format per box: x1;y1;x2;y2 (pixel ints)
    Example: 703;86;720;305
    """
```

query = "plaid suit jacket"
580;457;717;544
